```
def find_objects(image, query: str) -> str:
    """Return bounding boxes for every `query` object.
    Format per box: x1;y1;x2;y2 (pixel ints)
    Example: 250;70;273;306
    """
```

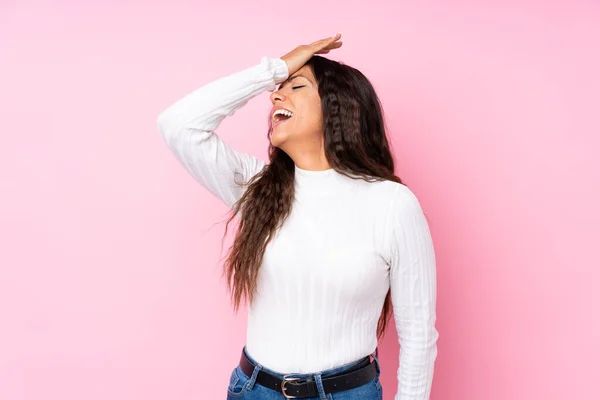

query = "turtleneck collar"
294;164;350;196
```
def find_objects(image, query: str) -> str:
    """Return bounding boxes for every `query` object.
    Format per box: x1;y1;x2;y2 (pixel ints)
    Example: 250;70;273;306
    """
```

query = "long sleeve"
156;56;289;208
385;185;439;400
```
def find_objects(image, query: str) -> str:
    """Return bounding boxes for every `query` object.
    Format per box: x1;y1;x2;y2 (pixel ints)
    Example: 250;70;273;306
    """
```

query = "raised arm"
386;185;440;400
156;56;289;208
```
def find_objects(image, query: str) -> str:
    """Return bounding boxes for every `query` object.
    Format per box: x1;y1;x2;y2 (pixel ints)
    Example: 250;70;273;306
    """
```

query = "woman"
157;34;439;400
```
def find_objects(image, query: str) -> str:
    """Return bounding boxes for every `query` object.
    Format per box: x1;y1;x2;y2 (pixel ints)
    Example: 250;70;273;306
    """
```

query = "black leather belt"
239;349;379;399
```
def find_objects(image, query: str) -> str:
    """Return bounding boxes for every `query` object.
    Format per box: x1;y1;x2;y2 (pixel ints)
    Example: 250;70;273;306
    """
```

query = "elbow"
156;110;172;139
156;109;182;147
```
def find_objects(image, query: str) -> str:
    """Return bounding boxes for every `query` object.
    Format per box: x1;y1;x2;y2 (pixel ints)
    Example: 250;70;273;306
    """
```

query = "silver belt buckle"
281;375;302;399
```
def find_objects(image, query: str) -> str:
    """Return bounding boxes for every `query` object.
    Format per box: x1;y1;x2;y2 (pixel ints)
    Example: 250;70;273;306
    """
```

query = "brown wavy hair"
221;55;407;340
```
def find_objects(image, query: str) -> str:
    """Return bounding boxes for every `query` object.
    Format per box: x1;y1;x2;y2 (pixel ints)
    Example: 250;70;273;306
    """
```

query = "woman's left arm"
385;185;440;400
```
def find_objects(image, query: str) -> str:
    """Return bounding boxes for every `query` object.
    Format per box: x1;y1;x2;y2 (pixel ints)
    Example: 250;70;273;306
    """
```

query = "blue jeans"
226;347;382;400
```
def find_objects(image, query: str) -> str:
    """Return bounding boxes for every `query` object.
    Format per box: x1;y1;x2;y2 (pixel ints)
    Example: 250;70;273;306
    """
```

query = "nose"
270;89;286;104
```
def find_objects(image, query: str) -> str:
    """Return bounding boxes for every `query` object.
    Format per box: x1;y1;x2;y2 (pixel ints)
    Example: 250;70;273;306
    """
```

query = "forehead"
278;64;316;90
295;64;315;81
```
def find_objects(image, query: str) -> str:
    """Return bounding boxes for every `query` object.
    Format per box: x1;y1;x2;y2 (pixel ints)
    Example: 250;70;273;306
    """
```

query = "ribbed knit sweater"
156;56;439;399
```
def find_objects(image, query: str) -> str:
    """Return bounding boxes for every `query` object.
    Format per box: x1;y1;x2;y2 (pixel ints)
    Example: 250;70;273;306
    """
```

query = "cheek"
299;96;323;129
312;104;323;128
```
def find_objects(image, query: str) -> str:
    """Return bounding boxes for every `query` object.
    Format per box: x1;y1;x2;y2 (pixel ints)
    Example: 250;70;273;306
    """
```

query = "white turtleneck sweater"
156;56;439;399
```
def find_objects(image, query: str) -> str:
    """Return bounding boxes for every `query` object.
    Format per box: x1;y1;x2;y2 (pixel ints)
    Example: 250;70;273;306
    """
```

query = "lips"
272;116;291;129
271;107;294;129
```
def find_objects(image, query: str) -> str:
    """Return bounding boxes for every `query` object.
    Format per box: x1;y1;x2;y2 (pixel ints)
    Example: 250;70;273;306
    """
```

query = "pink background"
1;1;598;399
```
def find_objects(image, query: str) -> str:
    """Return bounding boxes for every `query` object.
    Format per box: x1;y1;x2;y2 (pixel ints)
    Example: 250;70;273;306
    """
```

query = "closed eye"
292;85;305;90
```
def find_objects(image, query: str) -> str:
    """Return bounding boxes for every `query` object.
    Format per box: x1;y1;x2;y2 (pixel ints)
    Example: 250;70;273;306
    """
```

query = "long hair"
222;55;405;340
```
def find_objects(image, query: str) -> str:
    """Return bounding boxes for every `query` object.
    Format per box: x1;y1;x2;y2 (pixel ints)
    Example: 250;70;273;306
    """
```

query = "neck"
281;136;331;171
294;158;332;171
288;149;331;171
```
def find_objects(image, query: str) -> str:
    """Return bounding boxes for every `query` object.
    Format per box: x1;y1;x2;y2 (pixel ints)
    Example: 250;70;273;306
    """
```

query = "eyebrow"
278;74;310;90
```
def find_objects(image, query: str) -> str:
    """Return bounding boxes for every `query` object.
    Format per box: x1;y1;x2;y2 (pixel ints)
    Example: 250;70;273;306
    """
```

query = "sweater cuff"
259;56;290;92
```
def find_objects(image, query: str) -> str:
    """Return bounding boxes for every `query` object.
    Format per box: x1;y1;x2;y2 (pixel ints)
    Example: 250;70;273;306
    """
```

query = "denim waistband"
242;345;379;379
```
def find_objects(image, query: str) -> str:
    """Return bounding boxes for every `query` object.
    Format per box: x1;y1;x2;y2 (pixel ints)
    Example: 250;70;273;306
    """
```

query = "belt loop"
243;346;263;391
313;373;328;400
370;348;381;375
246;363;262;391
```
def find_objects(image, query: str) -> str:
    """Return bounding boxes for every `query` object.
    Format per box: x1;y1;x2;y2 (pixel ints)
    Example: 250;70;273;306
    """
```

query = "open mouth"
272;109;293;127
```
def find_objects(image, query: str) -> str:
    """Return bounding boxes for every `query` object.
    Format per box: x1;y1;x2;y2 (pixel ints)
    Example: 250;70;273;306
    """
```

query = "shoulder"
347;177;424;222
378;183;433;261
356;177;418;206
366;180;427;227
388;183;426;223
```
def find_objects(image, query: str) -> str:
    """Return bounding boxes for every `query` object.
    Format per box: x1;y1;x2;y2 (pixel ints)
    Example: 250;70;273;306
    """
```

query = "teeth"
273;109;293;120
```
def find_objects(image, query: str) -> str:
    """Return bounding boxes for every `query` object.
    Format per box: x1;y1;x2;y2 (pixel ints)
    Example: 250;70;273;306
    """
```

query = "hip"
226;346;382;400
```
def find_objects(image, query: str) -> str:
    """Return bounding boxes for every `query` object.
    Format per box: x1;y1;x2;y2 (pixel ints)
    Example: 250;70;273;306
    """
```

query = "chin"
269;131;288;148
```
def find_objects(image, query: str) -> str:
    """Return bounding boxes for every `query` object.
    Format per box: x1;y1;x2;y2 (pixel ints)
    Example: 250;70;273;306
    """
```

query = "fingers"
316;41;341;54
315;33;341;44
323;33;342;49
310;33;342;51
324;41;343;50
